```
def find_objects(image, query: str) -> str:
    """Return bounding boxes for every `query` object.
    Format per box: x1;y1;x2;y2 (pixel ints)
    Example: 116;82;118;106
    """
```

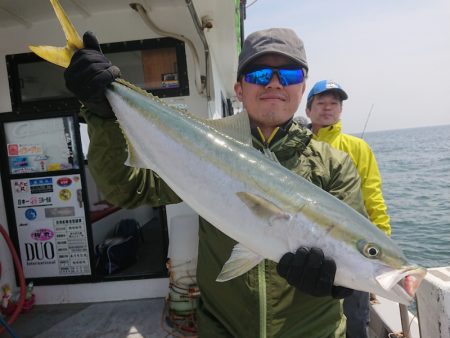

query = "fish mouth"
375;266;427;304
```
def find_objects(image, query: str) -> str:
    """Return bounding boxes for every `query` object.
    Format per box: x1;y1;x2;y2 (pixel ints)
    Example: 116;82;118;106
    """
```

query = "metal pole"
399;303;411;338
360;103;374;139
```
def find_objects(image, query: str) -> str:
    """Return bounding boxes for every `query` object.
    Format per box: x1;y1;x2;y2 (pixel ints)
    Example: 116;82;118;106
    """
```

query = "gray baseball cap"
237;28;308;78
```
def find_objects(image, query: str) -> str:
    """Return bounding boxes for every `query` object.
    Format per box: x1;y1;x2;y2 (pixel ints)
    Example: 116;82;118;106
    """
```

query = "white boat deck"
370;297;420;338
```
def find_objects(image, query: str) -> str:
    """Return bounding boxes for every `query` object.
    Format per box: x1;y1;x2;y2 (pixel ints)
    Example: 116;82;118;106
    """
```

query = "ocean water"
362;124;450;269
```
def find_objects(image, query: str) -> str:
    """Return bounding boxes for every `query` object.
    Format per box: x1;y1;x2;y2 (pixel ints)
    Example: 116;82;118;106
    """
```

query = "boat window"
6;37;189;115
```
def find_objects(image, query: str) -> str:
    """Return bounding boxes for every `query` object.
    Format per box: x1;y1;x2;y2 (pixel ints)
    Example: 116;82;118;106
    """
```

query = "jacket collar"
252;120;312;168
310;120;342;141
251;118;293;147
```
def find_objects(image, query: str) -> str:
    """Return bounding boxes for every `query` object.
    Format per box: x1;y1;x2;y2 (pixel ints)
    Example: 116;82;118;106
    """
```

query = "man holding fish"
64;27;361;337
62;28;413;337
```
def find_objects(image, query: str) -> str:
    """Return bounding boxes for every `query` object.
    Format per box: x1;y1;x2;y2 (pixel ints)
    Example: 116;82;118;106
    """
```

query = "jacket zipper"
258;260;267;338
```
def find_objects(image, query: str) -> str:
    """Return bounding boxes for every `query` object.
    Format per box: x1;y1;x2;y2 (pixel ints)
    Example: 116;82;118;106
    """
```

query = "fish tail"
28;0;83;68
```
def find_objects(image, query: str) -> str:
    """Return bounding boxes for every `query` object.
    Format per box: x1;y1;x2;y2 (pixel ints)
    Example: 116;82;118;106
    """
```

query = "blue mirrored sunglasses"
244;68;305;86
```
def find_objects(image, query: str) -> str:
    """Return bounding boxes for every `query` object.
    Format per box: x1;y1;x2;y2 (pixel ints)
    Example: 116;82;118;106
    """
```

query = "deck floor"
3;297;419;338
2;298;171;338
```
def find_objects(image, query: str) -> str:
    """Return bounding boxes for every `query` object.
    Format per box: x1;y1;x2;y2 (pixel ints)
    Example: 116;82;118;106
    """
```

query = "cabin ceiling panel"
0;0;183;29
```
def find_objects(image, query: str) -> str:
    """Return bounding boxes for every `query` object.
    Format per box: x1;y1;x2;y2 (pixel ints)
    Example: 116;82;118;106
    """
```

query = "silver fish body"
106;81;425;305
29;0;426;307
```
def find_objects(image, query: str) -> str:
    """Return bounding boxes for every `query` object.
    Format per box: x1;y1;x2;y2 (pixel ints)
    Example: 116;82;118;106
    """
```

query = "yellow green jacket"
312;121;391;236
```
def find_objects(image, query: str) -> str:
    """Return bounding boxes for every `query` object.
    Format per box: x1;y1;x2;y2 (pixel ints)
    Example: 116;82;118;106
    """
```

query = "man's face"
234;54;305;129
306;93;343;130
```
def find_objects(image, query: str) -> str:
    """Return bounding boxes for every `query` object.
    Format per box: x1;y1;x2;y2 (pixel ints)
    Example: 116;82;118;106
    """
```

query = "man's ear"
234;82;243;101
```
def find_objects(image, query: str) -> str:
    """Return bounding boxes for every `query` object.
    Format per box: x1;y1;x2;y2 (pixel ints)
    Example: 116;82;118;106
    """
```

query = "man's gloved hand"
64;31;121;118
277;247;353;299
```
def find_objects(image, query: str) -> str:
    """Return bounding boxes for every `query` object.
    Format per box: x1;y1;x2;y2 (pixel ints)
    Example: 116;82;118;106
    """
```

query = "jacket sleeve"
326;153;368;218
355;143;391;236
80;108;182;208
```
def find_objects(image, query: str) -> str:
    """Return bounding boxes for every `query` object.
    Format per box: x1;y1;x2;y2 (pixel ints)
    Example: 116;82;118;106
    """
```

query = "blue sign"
25;208;37;220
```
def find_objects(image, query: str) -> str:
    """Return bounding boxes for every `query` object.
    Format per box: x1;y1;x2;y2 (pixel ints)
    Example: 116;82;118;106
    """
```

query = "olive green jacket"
82;109;367;338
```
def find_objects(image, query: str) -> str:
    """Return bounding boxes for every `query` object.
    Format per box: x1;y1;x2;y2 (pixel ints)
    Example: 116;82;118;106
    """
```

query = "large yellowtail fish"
31;0;426;304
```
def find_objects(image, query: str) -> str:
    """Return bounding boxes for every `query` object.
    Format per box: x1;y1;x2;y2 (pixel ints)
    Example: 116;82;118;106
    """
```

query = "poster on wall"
11;174;91;278
5;116;78;174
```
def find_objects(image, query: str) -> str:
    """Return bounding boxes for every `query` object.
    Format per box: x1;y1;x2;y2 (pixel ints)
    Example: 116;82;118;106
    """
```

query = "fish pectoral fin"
29;0;83;68
216;244;263;282
236;192;291;221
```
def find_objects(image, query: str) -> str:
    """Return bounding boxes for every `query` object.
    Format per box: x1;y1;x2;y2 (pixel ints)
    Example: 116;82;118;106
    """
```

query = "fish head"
348;237;427;304
290;200;427;305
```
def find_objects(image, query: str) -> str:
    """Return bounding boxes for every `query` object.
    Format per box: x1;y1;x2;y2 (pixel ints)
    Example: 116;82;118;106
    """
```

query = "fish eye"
357;240;382;259
367;246;379;257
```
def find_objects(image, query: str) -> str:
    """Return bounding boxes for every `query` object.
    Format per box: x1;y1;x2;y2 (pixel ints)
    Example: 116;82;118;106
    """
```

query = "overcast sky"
243;0;450;134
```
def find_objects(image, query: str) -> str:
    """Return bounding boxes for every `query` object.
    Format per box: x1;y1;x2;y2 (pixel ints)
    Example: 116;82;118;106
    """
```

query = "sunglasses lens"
244;68;304;86
244;69;273;85
278;69;304;86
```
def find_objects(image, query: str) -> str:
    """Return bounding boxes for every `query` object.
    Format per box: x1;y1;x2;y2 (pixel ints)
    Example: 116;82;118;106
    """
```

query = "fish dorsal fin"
29;0;83;68
137;95;252;146
204;111;252;146
216;243;263;282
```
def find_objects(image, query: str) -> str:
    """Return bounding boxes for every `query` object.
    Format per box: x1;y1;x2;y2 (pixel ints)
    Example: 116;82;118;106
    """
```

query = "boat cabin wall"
0;4;212;116
0;1;240;301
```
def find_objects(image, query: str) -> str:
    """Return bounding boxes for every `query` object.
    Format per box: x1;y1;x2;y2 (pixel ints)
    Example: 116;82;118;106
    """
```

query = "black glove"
277;247;353;299
64;31;121;118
